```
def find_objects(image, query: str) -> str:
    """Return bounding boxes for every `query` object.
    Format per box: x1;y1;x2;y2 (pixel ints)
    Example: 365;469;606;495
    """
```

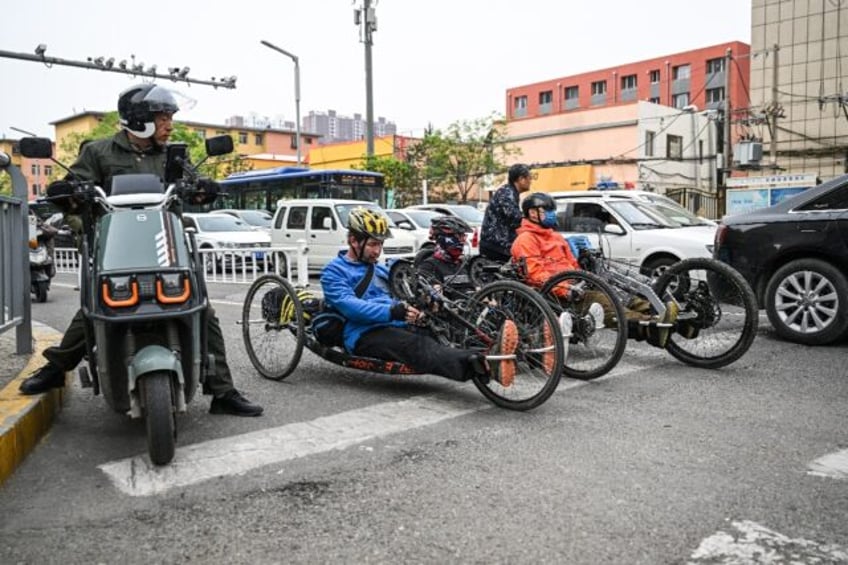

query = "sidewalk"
0;323;66;486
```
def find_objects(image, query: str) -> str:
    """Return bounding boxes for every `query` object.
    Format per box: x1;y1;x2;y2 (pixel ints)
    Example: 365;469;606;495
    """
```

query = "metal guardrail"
54;242;310;287
0;156;33;354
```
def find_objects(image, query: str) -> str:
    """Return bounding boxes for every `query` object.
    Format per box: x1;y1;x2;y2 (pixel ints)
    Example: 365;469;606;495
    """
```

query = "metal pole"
363;0;375;157
770;44;780;168
260;40;302;167
721;47;733;216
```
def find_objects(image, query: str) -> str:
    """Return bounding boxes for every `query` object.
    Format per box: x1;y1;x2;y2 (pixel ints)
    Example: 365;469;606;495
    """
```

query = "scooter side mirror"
19;138;54;159
164;143;188;183
205;135;233;157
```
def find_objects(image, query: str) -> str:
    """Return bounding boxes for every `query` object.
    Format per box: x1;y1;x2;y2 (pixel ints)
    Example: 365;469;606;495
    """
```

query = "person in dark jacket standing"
479;163;533;262
19;83;263;417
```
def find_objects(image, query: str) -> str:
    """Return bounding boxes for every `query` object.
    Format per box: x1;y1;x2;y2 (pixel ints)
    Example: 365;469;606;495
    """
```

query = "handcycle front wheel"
462;280;564;411
653;257;758;369
242;274;305;380
540;270;628;381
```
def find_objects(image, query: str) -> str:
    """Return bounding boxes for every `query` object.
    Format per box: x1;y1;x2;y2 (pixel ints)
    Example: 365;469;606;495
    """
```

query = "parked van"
271;199;417;272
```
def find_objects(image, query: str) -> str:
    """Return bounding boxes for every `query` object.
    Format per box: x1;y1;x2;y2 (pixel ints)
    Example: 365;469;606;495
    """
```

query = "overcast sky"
0;0;751;140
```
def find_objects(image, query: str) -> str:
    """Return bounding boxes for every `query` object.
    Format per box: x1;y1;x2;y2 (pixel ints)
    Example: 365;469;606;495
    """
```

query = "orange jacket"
511;219;579;293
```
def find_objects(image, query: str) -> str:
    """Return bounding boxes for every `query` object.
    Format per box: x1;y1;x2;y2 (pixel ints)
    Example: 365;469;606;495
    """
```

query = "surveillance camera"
168;67;180;75
118;60;128;70
93;56;105;66
34;44;47;56
178;66;190;78
105;57;115;68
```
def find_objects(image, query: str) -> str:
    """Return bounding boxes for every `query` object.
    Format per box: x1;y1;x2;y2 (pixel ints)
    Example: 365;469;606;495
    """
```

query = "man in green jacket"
19;83;263;417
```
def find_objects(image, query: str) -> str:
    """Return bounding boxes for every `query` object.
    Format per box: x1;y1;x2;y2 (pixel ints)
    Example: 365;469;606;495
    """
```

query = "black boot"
19;363;66;395
209;390;264;417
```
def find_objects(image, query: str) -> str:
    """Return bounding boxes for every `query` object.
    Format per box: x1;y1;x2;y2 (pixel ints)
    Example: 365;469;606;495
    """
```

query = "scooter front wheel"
142;371;176;466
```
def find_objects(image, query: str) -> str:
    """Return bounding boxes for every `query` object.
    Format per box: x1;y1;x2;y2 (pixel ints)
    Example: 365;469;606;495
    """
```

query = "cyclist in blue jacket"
320;207;519;386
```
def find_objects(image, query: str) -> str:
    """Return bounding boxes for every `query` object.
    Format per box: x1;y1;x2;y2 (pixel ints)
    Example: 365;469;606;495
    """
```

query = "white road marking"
688;520;848;564
99;393;483;497
808;448;848;480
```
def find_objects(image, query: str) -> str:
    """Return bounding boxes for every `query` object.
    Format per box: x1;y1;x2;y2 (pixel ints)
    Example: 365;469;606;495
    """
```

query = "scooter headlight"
156;273;191;304
101;276;139;308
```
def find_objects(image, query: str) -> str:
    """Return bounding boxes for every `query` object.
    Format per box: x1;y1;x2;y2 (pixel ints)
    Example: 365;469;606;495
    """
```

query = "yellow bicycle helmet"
348;207;392;241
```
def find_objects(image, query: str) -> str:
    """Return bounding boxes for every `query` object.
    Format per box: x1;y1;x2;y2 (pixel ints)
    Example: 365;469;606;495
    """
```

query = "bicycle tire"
463;280;564;411
242;274;305;380
653;257;758;369
540;270;628;380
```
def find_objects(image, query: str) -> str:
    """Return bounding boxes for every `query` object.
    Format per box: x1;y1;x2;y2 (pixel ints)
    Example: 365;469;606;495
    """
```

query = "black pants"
479;246;511;263
354;326;476;382
42;308;235;396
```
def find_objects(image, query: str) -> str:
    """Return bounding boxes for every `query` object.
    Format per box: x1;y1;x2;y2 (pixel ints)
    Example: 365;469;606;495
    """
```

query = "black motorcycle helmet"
521;192;556;218
508;163;531;184
430;215;471;238
118;84;179;139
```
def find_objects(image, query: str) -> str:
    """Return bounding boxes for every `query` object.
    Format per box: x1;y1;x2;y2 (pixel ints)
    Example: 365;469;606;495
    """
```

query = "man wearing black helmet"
417;215;476;296
479;163;533;262
19;84;263;417
320;207;519;386
512;192;678;347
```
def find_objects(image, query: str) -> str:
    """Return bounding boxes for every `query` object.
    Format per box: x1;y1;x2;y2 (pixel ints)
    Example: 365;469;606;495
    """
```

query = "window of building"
513;95;528;117
649;97;661;104
591;81;607;96
706;87;725;104
31;163;40;176
667;134;683;160
31;184;38;196
620;74;637;90
238;132;248;144
564;86;579;100
649;69;661;84
290;136;299;149
254;133;263;145
706;58;725;74
194;128;206;139
645;131;655;157
672;64;691;80
672;92;690;109
539;90;553;105
44;165;52;177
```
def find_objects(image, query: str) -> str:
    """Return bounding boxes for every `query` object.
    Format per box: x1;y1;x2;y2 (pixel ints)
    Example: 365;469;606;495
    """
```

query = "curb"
0;325;66;487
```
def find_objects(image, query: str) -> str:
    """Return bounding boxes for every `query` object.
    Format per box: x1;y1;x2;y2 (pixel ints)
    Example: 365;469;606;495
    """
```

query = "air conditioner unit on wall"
734;141;763;166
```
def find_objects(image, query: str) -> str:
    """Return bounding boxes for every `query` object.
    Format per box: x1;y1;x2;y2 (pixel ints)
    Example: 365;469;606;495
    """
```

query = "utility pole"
354;1;377;157
721;47;733;216
770;43;780;168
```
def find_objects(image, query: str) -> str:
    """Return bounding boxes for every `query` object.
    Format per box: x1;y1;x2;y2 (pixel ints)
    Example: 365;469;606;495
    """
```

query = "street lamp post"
260;40;302;167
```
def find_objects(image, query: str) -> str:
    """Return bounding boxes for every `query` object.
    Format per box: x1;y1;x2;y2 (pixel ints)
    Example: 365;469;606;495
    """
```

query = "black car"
714;176;848;345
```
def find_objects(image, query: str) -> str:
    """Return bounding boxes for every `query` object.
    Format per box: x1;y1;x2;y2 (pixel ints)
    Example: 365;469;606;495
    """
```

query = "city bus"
213;167;386;213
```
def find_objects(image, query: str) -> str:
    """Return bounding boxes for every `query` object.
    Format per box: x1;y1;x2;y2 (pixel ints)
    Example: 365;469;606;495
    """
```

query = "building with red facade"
506;41;750;121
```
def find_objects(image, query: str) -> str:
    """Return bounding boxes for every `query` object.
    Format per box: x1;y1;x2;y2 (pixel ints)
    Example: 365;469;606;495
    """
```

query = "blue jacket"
480;182;523;257
320;251;407;352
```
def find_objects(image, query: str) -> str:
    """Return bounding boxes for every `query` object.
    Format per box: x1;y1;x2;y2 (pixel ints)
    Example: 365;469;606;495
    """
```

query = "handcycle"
407;251;629;381
240;270;566;411
469;235;758;379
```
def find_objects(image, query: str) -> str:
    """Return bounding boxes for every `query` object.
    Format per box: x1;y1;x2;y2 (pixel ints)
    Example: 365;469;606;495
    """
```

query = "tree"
0;172;11;196
353;154;419;208
407;113;521;204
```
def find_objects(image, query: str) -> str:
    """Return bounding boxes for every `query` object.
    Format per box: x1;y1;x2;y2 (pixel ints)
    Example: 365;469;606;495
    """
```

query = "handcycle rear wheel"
540;270;628;381
242;274;305;380
653;257;758;369
462;280;564;411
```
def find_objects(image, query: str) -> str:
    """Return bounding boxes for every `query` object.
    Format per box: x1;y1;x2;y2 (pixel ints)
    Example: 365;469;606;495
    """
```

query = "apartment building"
303;109;397;145
0;138;55;200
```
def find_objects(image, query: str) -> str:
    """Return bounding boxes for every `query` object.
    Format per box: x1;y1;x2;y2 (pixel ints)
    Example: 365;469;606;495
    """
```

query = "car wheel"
765;258;848;345
640;255;678;281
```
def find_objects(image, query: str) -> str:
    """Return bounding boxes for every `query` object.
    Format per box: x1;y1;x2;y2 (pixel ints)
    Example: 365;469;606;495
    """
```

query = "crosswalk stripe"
808;448;848;480
99;392;483;497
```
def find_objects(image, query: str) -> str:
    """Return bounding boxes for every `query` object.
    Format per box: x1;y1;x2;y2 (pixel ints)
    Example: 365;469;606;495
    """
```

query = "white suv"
271;199;417;273
547;191;716;276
